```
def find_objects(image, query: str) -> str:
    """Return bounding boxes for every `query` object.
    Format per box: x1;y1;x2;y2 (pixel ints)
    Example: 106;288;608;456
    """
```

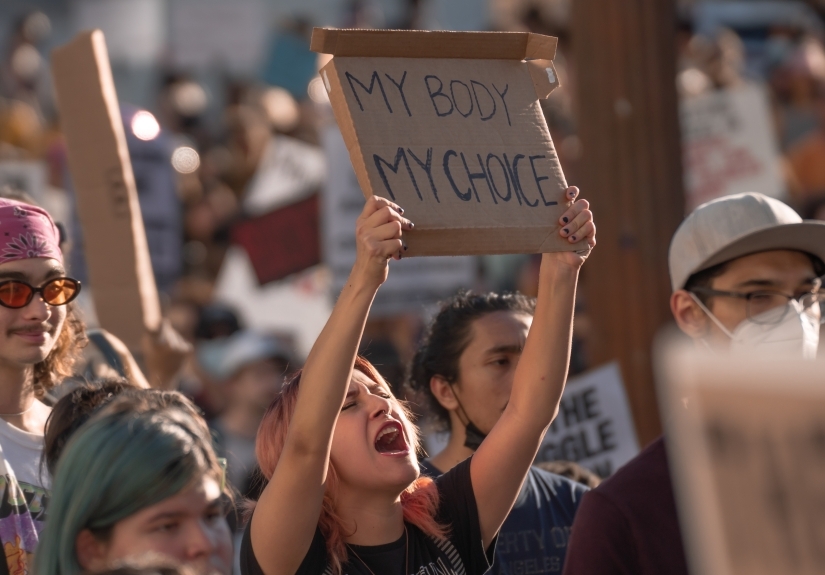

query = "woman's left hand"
549;186;596;268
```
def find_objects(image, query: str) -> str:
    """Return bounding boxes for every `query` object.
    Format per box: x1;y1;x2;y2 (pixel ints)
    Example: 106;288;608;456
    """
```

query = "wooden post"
571;0;684;446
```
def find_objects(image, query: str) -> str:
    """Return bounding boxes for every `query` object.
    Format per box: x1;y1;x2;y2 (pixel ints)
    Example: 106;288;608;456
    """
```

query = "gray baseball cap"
669;192;825;291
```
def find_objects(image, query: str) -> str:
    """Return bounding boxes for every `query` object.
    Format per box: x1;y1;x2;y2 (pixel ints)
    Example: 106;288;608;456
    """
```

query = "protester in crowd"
0;197;85;574
563;192;825;575
240;189;595;575
35;397;232;575
208;330;293;498
406;290;589;574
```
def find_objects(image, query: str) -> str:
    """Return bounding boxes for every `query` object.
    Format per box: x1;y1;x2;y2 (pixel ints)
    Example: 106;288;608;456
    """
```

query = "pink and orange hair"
253;356;448;574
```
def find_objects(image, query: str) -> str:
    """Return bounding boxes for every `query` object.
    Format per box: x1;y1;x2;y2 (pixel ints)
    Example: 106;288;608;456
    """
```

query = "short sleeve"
434;456;496;573
240;518;328;575
561;490;638;575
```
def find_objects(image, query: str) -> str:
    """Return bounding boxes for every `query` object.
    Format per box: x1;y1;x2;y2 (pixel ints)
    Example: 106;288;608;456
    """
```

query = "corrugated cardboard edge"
405;226;588;256
526;59;560;100
321;60;374;199
51;30;161;348
311;28;557;61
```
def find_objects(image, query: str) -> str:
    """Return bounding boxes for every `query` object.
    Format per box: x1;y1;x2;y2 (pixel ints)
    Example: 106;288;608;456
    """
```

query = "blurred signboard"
168;0;268;72
537;362;640;477
659;345;825;575
681;83;785;211
321;123;476;317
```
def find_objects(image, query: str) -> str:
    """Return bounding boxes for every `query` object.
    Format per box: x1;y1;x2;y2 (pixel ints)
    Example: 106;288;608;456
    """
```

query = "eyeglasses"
691;281;824;326
0;277;81;309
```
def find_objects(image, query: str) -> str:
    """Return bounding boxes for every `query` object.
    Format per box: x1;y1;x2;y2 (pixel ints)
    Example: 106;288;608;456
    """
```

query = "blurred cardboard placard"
51;30;161;351
537;362;639;477
658;344;825;575
312;28;584;257
681;83;785;212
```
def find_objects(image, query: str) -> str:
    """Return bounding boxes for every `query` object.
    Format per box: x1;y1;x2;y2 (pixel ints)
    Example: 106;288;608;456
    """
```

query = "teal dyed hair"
35;407;221;575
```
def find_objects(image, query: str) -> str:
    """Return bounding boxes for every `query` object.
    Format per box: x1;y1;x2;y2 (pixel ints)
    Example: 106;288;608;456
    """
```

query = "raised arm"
250;196;411;575
471;186;596;547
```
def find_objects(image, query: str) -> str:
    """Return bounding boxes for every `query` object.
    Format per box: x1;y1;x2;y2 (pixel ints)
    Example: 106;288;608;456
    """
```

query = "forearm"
287;270;378;452
508;254;578;431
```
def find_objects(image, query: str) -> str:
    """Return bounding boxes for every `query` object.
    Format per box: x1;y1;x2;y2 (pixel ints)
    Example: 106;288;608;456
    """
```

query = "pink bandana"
0;199;62;265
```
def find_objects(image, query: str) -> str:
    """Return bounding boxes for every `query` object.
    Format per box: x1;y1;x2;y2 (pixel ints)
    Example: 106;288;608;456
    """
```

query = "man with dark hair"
562;192;825;575
407;290;588;575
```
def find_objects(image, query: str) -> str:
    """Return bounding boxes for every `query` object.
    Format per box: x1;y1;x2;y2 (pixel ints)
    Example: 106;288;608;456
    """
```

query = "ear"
670;289;711;339
75;529;109;572
429;375;459;412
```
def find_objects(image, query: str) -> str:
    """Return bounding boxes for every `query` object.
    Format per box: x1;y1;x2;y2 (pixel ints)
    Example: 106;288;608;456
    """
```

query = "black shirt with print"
240;457;494;575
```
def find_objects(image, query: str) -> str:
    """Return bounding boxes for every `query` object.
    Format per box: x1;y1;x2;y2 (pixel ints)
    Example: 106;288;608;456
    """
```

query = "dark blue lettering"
493;83;511;126
425;75;453;117
503;153;538;207
450;80;474;118
471;81;496;121
486;153;511;202
373;148;420;201
384;71;411;117
529;155;557;206
443;150;472;201
345;71;392;113
406;148;440;202
460;153;492;203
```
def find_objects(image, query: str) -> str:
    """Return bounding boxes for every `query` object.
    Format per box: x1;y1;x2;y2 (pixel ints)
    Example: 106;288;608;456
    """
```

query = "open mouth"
374;421;409;455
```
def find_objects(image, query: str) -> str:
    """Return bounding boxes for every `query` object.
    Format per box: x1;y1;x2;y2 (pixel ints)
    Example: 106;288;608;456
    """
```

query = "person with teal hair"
34;404;232;575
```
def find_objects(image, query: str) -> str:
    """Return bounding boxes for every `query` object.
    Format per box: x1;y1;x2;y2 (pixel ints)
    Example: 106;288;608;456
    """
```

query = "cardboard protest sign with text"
51;30;161;351
312;28;585;256
537;362;639;477
658;344;825;575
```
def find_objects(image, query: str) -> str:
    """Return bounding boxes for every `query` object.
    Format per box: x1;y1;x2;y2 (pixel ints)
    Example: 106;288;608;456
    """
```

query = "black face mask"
463;420;488;451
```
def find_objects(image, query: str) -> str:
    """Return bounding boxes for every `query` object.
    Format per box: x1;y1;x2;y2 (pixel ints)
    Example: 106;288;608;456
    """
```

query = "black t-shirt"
420;460;587;574
240;457;494;575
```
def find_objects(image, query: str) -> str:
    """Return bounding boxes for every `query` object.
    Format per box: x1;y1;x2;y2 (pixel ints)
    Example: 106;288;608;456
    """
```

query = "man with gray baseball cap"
562;192;825;575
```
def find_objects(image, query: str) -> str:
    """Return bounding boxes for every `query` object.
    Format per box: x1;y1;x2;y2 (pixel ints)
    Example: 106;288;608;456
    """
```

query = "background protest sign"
681;83;785;212
312;28;588;257
51;30;161;351
659;345;825;575
537;362;640;477
321;123;476;317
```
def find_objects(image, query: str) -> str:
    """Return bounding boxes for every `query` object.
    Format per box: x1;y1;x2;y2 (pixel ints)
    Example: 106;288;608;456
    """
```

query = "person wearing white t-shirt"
0;199;84;575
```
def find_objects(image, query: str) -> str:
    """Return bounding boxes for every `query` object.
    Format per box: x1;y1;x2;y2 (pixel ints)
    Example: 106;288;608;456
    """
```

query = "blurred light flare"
308;77;329;104
172;146;201;174
131;110;161;141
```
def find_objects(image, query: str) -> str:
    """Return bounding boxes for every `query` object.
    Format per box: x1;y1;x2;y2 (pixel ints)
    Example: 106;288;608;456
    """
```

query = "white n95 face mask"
690;294;820;359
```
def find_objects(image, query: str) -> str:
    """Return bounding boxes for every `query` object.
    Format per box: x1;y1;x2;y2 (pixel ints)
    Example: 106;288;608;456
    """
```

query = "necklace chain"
0;401;37;417
346;525;409;575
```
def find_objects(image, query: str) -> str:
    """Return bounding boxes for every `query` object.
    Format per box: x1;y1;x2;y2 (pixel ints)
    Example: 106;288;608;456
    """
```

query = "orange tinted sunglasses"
0;277;81;309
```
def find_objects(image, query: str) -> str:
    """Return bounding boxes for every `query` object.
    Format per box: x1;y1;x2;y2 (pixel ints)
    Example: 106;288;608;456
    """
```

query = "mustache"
8;323;52;335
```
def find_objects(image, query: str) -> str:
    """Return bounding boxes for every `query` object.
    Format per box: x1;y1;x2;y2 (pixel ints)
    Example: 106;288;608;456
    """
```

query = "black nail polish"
571;236;577;241
562;217;569;223
403;245;408;251
399;207;404;214
409;222;414;229
563;228;569;234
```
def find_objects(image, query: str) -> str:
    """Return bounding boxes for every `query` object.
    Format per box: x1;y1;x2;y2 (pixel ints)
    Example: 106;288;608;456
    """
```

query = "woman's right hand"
351;195;414;287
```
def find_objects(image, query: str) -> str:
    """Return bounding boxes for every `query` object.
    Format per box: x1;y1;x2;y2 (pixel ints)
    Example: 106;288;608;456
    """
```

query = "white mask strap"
689;292;736;340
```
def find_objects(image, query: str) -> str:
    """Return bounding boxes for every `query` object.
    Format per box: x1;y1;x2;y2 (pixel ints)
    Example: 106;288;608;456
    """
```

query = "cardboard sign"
537;362;640;477
321;122;476;316
312;28;584;257
232;194;321;285
51;30;161;351
681;83;785;211
658;344;825;575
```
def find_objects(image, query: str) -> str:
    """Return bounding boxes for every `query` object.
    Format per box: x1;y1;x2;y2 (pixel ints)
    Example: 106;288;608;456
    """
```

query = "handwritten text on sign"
324;58;566;227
